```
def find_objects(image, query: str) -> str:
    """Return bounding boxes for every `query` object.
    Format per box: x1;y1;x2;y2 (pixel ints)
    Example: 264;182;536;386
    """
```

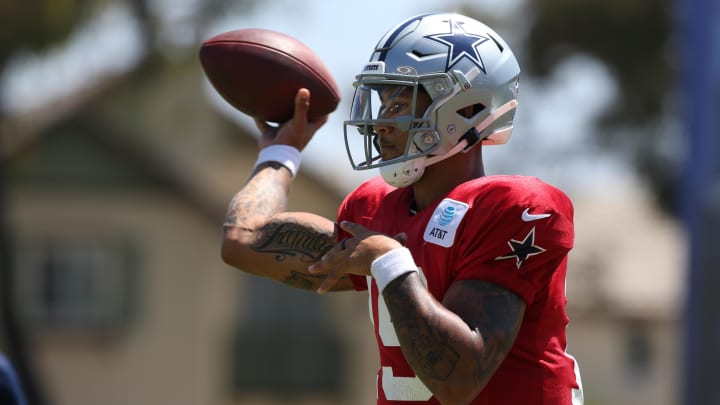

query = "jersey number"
370;276;433;401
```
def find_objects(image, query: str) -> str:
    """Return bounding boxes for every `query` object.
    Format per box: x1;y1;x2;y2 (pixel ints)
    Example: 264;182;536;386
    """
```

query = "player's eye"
379;102;408;118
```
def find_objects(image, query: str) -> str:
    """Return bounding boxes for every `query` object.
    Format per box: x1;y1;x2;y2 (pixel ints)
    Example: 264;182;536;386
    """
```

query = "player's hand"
255;88;328;152
308;221;407;294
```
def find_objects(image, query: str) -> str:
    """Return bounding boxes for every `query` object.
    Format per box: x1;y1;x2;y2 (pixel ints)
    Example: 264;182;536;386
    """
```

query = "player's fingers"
316;267;346;295
255;119;280;149
254;118;267;130
277;88;310;146
293;88;311;122
339;237;350;251
308;238;346;274
308;242;348;295
339;221;368;237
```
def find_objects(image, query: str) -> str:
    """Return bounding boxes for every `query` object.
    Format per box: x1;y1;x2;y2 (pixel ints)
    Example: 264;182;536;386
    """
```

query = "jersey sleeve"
451;179;574;304
337;178;394;292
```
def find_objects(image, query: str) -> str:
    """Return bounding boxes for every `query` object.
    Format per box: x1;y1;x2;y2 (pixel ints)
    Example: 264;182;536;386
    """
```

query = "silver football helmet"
343;13;520;187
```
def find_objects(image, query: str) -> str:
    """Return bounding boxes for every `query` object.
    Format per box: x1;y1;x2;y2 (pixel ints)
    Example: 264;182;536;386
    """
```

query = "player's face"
375;86;432;161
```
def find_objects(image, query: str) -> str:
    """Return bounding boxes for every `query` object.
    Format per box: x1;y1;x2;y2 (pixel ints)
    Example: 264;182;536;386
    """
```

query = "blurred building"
2;65;376;405
1;61;685;405
568;185;685;405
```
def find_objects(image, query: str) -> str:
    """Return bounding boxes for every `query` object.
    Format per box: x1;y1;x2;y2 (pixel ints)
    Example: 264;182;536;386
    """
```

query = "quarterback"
221;12;584;404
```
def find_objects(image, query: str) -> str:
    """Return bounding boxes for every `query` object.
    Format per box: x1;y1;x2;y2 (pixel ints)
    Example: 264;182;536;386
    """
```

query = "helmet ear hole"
457;103;485;119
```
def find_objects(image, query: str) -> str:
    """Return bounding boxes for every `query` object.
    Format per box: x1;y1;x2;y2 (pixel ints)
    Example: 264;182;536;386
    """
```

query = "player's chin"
379;148;401;161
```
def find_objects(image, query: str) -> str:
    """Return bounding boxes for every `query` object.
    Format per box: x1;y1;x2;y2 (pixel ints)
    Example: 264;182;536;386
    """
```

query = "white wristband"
371;247;418;293
254;145;301;178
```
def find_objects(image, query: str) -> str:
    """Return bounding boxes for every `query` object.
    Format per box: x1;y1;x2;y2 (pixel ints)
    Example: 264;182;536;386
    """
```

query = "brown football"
199;28;341;123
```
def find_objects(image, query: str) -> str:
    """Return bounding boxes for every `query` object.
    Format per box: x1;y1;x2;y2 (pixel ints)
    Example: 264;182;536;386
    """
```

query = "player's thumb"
393;232;408;245
294;88;311;119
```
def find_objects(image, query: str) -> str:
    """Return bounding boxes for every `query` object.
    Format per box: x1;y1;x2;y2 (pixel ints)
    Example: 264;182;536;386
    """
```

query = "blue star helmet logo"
427;19;490;73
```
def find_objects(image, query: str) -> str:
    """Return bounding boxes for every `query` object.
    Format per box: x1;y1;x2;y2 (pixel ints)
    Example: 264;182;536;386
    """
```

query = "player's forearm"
382;275;495;404
221;162;292;273
223;213;351;290
221;165;351;290
224;162;292;231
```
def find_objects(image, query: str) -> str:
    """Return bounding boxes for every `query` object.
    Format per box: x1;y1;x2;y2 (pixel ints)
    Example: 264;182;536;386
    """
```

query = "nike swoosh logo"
521;208;552;222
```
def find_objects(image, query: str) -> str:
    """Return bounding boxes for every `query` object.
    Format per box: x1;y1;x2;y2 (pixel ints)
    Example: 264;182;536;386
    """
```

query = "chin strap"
426;98;520;167
476;99;519;134
478;99;519;145
425;139;469;167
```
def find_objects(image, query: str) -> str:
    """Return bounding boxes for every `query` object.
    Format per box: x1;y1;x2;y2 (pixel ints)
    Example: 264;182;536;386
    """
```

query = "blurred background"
0;0;717;404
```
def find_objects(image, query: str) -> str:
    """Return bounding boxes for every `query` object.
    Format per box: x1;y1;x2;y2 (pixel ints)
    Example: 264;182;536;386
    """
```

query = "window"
624;320;654;381
229;276;346;397
15;236;140;333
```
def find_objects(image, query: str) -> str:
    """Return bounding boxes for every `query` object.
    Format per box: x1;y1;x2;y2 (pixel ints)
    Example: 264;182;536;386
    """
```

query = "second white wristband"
371;247;418;293
254;144;301;178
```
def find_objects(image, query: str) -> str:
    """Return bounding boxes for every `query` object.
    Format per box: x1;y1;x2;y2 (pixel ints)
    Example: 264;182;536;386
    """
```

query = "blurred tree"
0;0;93;63
526;0;674;128
524;0;677;213
0;1;266;404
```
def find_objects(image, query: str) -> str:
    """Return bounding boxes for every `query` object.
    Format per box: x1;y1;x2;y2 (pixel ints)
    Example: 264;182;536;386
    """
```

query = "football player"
221;12;584;404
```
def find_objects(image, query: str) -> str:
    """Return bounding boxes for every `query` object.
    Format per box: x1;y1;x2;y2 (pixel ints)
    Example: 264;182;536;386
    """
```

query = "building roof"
1;62;345;223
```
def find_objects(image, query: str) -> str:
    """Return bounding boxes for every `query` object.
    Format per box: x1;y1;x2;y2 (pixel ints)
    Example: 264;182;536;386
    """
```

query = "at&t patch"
423;198;469;247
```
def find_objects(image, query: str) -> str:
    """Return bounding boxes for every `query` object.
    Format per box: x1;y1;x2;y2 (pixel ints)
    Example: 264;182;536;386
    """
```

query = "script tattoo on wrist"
252;220;334;263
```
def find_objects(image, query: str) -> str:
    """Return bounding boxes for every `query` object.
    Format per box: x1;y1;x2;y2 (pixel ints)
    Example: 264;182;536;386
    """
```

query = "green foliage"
0;0;95;59
525;0;674;130
525;0;679;214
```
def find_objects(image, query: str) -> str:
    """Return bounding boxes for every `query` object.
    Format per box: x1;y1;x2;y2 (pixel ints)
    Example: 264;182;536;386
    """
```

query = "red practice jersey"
339;175;583;405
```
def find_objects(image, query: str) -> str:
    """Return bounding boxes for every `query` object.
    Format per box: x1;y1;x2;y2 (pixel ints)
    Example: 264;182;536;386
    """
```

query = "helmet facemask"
344;68;468;187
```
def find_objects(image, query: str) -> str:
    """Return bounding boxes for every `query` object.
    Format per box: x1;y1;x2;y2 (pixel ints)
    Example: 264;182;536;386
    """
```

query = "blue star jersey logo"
427;19;490;73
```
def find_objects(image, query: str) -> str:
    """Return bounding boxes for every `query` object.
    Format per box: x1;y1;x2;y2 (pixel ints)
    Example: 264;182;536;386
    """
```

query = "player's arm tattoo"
251;219;336;290
451;280;525;387
283;270;327;290
224;162;289;230
383;277;524;391
252;220;334;263
222;162;348;291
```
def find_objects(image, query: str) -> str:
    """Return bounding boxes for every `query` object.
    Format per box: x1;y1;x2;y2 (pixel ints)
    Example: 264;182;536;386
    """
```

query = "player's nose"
373;123;391;136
